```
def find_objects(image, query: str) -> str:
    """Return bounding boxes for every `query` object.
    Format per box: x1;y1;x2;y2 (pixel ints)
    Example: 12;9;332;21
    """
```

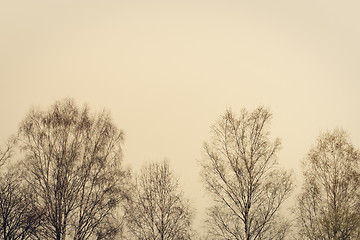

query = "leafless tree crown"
296;128;360;240
125;160;193;240
201;107;293;240
0;137;17;168
0;168;43;240
18;99;130;240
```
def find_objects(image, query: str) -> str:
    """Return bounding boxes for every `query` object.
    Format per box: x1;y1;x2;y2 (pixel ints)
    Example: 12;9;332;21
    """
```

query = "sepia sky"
1;0;360;228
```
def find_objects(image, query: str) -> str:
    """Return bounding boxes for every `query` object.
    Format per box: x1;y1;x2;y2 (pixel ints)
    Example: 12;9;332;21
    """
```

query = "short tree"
296;129;360;240
201;107;293;240
18;99;130;240
125;160;193;240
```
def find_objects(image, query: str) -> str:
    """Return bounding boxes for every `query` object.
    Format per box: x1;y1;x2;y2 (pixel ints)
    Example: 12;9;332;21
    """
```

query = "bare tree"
0;167;43;240
0;137;16;168
125;160;193;240
201;107;293;240
295;129;360;240
18;99;130;240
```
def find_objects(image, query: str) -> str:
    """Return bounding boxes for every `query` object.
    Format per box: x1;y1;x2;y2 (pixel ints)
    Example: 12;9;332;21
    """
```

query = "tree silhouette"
201;107;293;240
18;99;130;240
0;137;16;168
296;129;360;240
125;160;193;240
0;168;43;240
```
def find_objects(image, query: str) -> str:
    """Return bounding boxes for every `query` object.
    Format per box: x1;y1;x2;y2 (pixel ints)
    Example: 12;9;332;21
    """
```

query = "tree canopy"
201;107;293;240
125;160;193;240
18;99;130;240
296;129;360;240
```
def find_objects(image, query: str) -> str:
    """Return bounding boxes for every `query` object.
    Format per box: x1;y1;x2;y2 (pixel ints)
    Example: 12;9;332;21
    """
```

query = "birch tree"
296;129;360;240
201;107;293;240
0;168;43;240
18;99;130;240
125;160;193;240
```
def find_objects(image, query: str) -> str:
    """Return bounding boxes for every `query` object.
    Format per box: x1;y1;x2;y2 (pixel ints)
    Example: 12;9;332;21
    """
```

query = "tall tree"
125;160;193;240
201;107;293;240
296;129;360;240
18;99;130;240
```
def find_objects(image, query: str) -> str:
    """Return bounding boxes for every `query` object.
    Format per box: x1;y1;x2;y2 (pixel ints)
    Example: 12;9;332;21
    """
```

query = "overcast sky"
1;0;360;229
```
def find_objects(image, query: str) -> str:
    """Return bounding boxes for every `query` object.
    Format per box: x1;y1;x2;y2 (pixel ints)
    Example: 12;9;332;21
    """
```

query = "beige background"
1;0;360;230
